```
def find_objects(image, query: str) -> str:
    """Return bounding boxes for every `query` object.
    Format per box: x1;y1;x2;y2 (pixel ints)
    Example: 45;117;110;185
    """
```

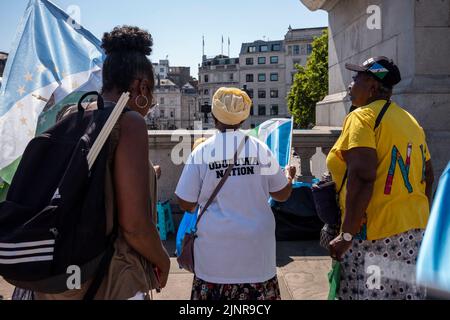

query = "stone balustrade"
148;128;341;207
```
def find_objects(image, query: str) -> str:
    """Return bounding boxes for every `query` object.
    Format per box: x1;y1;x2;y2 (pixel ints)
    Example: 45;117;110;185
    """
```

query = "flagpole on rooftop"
202;35;205;58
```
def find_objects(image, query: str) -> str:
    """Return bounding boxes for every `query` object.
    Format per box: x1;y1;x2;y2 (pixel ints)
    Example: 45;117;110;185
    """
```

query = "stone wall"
148;129;340;208
301;0;450;180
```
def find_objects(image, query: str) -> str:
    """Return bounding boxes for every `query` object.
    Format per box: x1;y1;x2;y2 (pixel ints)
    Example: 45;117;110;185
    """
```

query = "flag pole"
202;35;205;57
288;116;294;167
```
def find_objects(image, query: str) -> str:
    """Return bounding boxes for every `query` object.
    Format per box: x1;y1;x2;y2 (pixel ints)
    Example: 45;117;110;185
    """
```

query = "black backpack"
0;92;124;299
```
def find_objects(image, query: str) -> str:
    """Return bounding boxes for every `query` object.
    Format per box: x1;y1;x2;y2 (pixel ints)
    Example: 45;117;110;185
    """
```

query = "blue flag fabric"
416;162;450;296
0;0;104;176
247;118;294;168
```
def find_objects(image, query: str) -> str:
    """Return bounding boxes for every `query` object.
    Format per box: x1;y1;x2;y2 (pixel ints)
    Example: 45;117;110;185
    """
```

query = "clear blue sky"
0;0;328;77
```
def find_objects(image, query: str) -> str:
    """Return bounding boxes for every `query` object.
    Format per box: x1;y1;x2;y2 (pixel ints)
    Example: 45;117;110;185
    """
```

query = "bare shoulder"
119;111;147;135
115;111;149;153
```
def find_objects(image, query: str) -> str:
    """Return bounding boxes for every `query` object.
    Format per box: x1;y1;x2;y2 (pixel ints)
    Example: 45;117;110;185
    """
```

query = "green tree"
287;30;328;129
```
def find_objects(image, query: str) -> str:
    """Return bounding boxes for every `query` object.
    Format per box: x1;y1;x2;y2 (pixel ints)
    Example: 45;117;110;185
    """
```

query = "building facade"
148;60;200;130
239;40;287;128
284;26;325;88
152;59;169;80
238;27;325;128
168;66;191;88
197;28;325;129
147;78;182;130
197;55;240;127
180;82;200;130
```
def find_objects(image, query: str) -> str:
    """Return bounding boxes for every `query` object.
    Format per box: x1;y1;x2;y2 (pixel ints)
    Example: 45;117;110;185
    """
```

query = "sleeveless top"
35;103;159;300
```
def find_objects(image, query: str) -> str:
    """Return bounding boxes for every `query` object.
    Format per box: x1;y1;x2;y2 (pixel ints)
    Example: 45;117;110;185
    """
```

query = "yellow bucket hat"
211;87;252;125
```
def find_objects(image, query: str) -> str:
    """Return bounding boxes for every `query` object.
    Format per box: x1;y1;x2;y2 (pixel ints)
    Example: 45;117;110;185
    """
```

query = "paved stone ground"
0;240;330;300
0;214;331;300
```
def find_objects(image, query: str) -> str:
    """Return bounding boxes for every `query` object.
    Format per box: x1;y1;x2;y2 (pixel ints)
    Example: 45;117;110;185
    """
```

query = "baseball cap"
345;56;401;88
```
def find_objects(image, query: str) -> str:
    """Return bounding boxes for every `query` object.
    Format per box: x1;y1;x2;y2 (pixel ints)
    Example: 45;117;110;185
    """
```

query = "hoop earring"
135;95;149;109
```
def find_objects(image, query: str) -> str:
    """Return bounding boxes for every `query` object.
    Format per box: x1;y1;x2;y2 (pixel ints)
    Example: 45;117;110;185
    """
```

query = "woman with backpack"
32;26;171;300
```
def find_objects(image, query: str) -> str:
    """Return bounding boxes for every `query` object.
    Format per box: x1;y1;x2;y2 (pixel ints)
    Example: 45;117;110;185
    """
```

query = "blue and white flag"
0;0;104;187
416;162;450;296
247;118;294;168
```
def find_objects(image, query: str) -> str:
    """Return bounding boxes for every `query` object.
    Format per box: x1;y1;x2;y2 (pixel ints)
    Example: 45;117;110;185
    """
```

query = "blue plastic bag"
175;209;198;257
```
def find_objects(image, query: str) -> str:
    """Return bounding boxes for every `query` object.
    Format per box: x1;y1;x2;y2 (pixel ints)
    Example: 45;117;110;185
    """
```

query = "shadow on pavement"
165;213;329;268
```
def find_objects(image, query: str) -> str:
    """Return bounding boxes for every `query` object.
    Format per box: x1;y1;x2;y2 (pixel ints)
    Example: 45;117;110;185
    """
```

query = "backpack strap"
86;93;130;169
82;99;131;301
374;100;391;130
339;100;391;193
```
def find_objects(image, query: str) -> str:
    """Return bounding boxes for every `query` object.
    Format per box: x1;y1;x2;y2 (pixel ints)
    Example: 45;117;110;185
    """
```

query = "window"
258;105;266;116
250;106;254;116
270;89;279;98
248;46;257;53
160;97;165;104
270;56;279;64
204;74;209;83
246;57;254;65
258;57;266;65
270;73;279;81
204;89;209;95
270;105;279;116
293;59;301;66
260;45;268;52
307;44;313;55
293;45;300;55
160;68;164;73
247;89;254;99
258;73;266;82
170;111;174;118
301;44;307;55
160;110;165;117
258;90;266;99
229;73;234;81
246;74;254;82
272;44;281;51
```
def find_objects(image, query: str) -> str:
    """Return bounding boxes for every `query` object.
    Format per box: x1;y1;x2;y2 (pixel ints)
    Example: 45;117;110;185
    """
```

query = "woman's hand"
329;234;353;261
155;248;170;289
285;165;297;180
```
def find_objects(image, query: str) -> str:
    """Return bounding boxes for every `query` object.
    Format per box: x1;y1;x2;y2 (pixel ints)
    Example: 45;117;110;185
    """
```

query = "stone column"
294;146;317;182
300;0;450;180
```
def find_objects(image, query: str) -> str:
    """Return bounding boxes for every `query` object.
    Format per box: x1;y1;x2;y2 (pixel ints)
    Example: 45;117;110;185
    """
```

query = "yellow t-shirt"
326;100;431;240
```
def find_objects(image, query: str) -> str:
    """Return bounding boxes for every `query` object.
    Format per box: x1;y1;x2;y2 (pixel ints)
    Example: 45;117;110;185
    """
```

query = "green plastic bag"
327;260;341;300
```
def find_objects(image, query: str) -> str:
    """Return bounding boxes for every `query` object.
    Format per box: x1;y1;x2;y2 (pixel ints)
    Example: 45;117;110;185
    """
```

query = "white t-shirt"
175;130;288;284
